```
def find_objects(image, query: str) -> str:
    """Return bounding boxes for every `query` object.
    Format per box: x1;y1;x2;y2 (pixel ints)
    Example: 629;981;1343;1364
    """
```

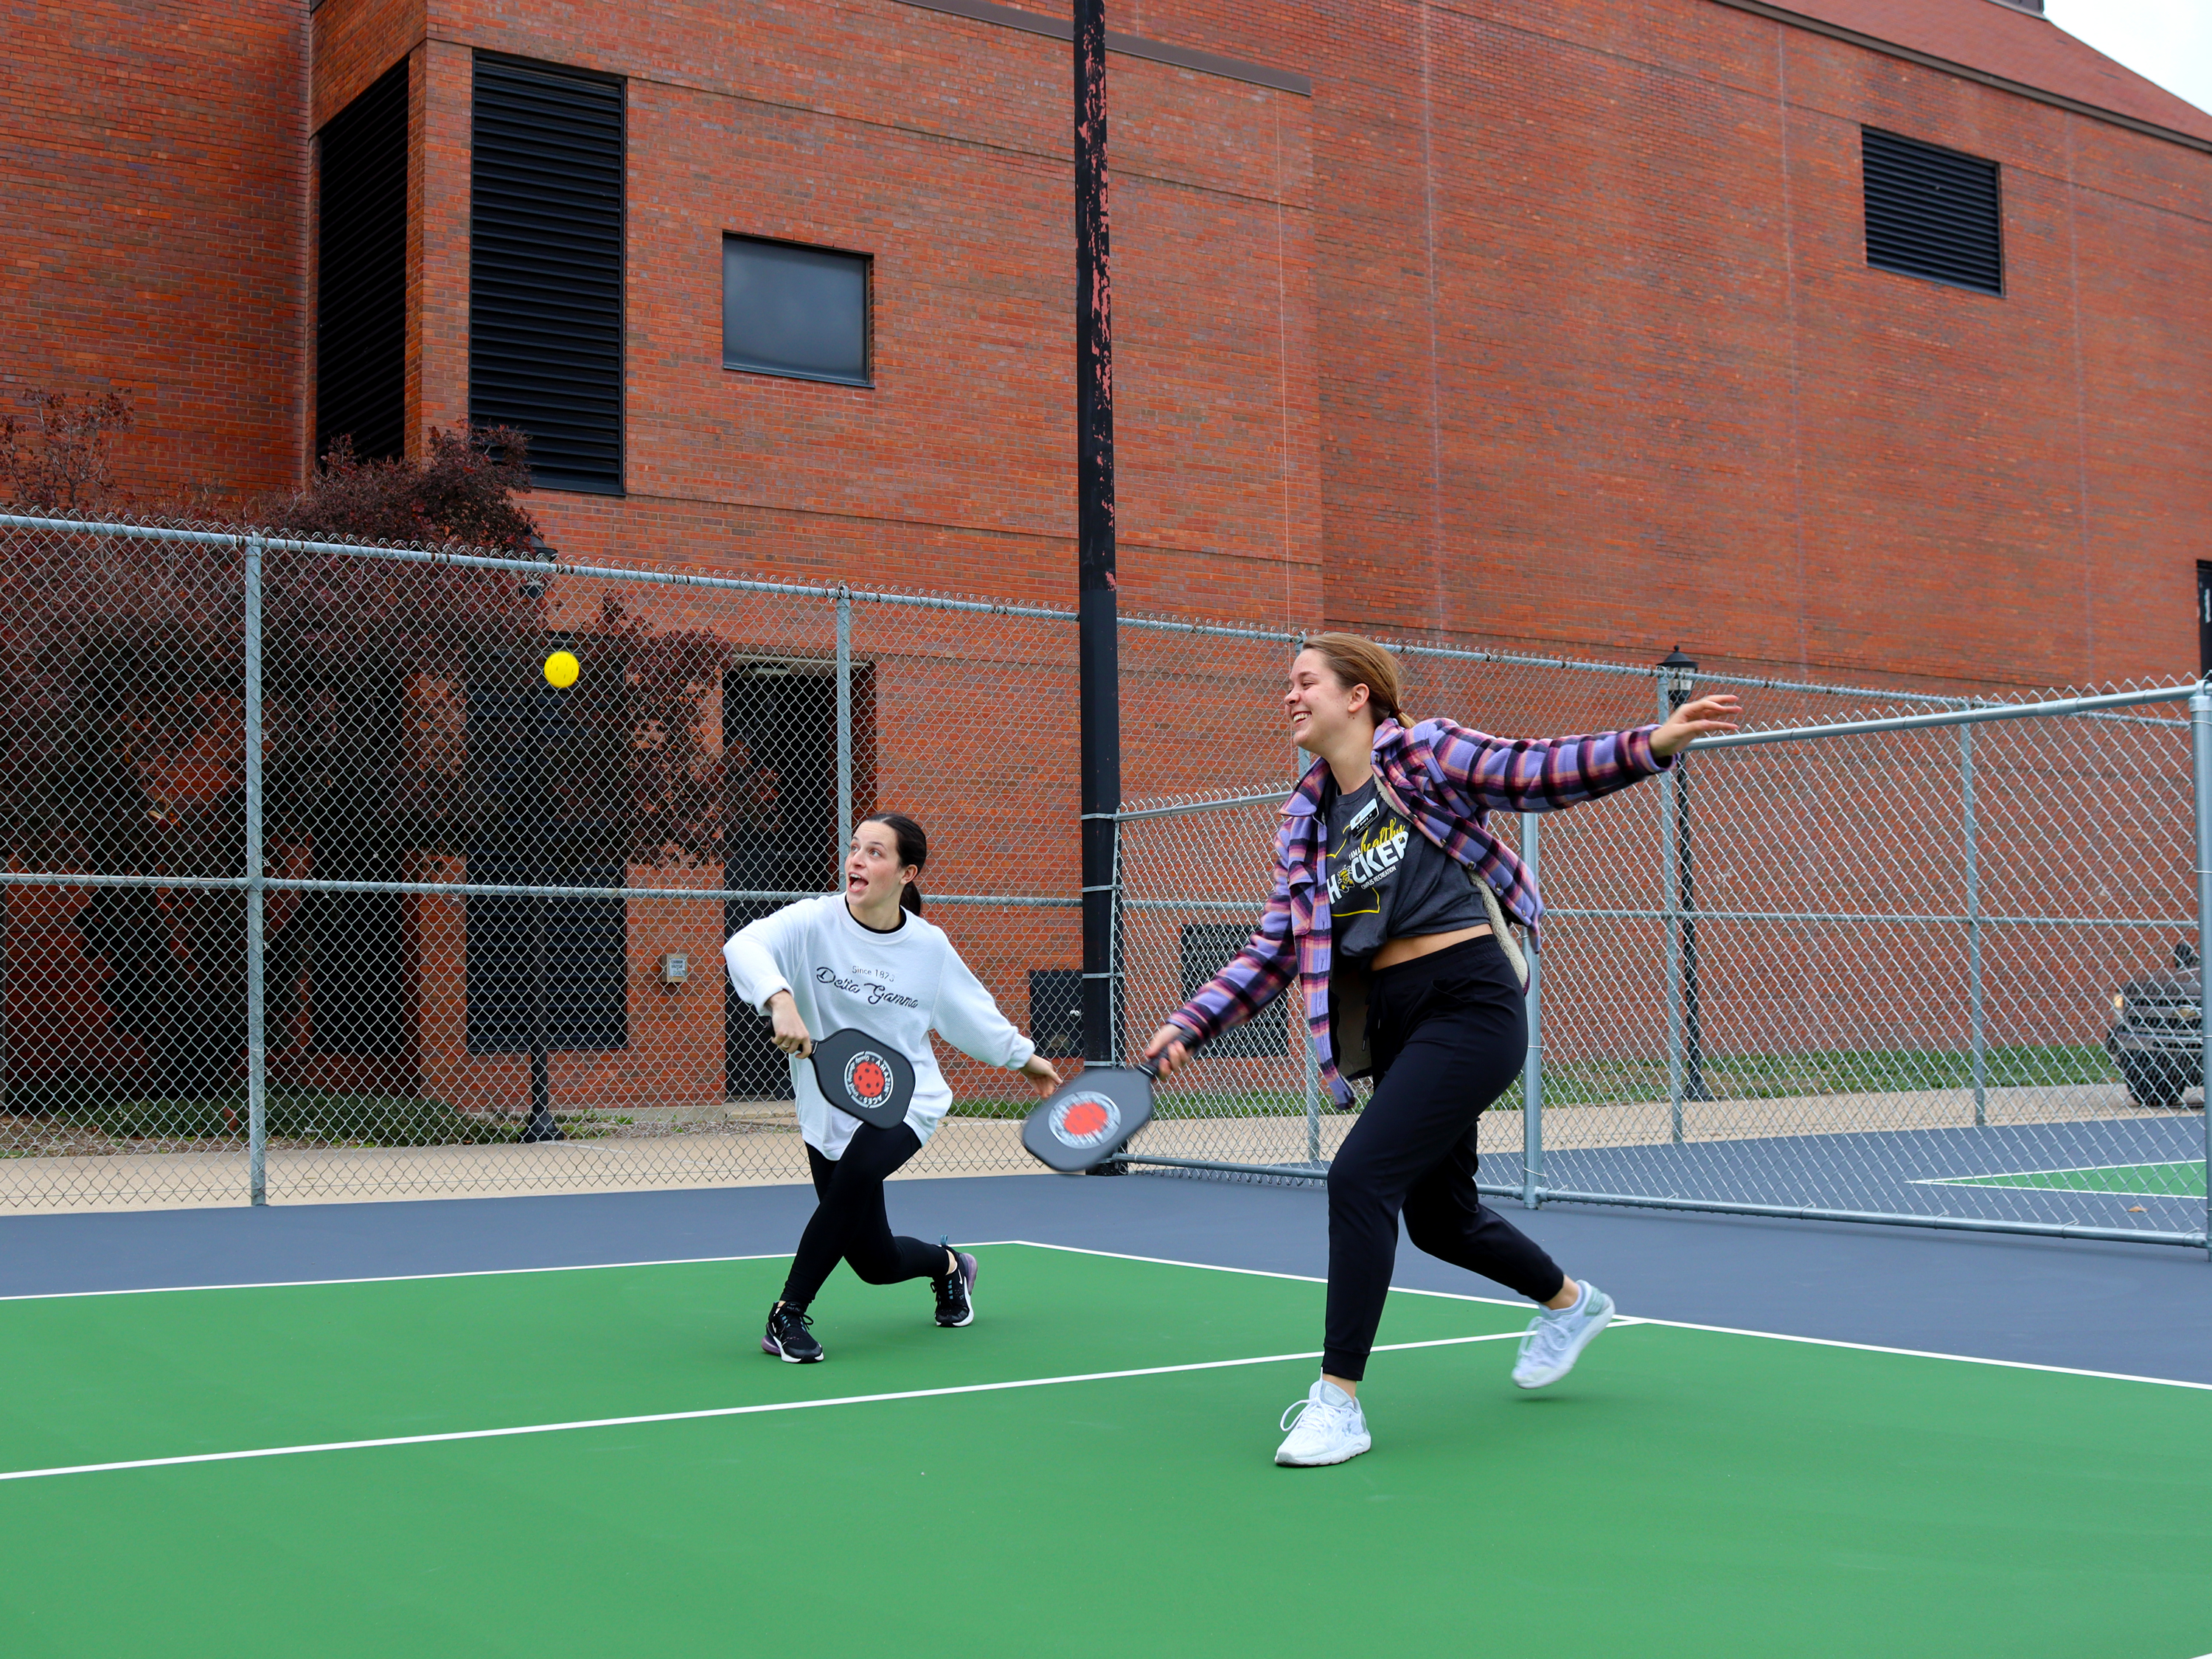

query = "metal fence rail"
3;512;2205;1253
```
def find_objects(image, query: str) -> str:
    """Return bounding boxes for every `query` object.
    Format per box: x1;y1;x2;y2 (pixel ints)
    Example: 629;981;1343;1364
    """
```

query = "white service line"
0;1244;1029;1304
0;1329;1533;1485
1001;1240;2212;1394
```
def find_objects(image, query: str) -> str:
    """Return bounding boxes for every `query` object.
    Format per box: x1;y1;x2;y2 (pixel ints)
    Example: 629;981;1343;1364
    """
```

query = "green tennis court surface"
1;1245;2206;1658
1930;1161;2208;1199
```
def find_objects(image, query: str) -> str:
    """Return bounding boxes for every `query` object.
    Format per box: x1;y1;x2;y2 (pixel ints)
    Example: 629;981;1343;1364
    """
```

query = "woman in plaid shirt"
1143;633;1739;1467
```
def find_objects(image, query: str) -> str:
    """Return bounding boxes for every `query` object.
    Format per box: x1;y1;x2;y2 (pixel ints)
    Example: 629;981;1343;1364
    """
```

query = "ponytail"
862;811;929;917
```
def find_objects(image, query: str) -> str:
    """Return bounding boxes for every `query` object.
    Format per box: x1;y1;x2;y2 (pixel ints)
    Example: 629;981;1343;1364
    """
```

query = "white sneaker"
1275;1379;1371;1467
1512;1282;1615;1388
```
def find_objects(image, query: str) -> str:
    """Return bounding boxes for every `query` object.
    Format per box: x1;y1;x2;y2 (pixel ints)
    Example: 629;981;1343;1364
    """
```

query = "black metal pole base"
521;1046;563;1141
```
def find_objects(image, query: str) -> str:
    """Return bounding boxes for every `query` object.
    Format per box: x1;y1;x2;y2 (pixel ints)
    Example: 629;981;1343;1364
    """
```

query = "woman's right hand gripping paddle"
1141;1025;1200;1079
768;990;814;1058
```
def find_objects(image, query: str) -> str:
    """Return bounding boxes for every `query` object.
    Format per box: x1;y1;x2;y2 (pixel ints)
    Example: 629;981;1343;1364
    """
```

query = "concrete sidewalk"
0;1082;2187;1213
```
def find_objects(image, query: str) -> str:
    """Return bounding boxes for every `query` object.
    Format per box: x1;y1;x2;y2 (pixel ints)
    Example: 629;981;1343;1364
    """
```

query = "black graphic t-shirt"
1324;780;1487;962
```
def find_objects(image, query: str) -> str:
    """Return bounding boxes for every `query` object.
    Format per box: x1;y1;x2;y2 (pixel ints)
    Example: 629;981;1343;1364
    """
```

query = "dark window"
1180;924;1286;1057
723;236;872;386
2198;563;2212;678
1862;128;2003;296
722;662;852;1098
316;62;410;465
1028;970;1085;1060
470;56;625;494
464;648;627;1055
463;853;630;1054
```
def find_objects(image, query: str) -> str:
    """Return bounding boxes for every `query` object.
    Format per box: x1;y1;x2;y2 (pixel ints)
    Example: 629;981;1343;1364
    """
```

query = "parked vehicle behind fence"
2107;942;2207;1112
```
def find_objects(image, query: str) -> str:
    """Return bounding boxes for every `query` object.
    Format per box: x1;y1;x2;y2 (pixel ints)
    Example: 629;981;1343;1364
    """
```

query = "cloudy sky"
2045;0;2212;118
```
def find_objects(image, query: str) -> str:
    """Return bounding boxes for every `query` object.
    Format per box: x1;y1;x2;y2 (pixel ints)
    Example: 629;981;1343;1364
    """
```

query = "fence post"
2193;685;2212;1260
1304;1022;1321;1166
243;535;267;1207
1521;814;1543;1208
835;588;853;850
1660;650;1711;1112
1961;725;1987;1127
1658;679;1686;1143
1297;737;1320;1166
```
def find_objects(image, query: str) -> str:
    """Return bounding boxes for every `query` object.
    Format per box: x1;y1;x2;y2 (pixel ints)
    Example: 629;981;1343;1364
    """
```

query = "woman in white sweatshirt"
723;810;1061;1363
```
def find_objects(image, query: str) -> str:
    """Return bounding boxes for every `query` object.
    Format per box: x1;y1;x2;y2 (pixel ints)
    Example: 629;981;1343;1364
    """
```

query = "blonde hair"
1301;632;1405;726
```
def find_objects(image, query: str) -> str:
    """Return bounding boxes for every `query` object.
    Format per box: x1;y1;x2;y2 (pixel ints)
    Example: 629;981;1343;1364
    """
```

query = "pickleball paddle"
808;1027;917;1131
1020;1032;1203;1173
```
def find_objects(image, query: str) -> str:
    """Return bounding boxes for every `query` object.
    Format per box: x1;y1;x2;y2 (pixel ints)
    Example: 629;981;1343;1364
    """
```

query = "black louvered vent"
1863;128;2003;296
316;63;409;465
470;57;625;494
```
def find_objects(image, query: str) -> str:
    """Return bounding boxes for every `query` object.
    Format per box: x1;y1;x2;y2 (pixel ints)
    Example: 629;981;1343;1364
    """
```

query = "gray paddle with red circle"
1020;1033;1202;1173
809;1028;917;1131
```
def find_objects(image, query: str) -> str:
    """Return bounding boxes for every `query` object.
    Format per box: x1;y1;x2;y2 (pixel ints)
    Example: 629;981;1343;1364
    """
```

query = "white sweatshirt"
722;895;1036;1159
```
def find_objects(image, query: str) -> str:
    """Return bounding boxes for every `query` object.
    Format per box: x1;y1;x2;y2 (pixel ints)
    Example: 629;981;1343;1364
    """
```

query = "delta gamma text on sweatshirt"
722;895;1036;1159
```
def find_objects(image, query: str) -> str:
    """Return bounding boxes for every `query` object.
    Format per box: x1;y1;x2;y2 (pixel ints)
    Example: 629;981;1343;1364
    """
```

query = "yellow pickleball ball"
543;650;581;689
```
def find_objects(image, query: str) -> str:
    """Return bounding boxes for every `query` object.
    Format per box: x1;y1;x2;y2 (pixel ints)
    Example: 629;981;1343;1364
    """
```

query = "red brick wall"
1135;0;2212;694
13;0;2206;695
303;0;1323;629
1;0;310;507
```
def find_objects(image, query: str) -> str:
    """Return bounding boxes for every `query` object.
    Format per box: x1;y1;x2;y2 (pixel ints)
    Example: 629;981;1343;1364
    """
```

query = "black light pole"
1661;647;1711;1103
520;569;563;1144
1075;0;1121;1080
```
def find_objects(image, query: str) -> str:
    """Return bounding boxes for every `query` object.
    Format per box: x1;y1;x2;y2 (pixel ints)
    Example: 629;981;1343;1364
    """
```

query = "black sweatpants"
781;1121;949;1308
1323;935;1567;1381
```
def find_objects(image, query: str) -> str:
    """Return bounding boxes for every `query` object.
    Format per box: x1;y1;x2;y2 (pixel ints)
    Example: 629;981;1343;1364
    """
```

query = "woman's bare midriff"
1369;923;1492;971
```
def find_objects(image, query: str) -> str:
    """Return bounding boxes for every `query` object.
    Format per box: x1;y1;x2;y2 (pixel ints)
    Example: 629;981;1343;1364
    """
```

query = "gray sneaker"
1275;1379;1371;1467
1512;1283;1614;1388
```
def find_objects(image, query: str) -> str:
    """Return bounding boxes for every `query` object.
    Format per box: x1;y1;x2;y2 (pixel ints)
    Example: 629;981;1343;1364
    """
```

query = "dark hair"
860;811;929;914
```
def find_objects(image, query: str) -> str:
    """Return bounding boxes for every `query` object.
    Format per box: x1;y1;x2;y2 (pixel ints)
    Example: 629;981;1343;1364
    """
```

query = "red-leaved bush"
261;426;540;552
1;392;740;1105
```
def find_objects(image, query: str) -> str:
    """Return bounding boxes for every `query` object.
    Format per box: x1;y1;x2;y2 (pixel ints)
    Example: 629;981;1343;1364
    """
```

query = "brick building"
5;0;2208;1134
8;0;2208;693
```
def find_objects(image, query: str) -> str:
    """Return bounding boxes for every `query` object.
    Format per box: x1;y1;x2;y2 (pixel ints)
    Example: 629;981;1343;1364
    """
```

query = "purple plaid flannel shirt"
1166;716;1670;1103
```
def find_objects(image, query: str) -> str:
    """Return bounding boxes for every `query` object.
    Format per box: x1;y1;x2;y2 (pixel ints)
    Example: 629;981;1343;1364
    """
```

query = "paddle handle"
1137;1027;1204;1079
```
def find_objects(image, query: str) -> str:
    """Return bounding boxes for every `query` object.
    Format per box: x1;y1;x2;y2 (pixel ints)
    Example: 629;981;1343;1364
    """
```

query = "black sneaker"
762;1301;823;1363
933;1244;978;1328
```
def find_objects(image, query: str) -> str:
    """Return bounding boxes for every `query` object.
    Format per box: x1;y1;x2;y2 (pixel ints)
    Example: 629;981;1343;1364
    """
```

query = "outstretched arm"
1144;870;1298;1077
1651;694;1741;758
933;947;1047;1078
1424;695;1740;813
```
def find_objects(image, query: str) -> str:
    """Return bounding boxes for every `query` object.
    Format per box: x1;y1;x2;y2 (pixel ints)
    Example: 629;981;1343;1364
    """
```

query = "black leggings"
781;1122;950;1308
1323;936;1567;1381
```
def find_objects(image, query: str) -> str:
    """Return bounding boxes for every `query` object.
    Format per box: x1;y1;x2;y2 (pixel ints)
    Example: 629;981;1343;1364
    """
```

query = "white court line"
0;1243;1029;1304
0;1329;1532;1485
10;1238;2209;1395
1910;1160;2203;1198
1910;1161;2201;1181
1004;1240;2212;1394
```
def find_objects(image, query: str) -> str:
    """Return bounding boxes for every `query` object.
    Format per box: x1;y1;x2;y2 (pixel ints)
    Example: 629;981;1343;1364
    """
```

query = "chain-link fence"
1;513;1084;1208
1120;655;2212;1249
5;512;2208;1251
